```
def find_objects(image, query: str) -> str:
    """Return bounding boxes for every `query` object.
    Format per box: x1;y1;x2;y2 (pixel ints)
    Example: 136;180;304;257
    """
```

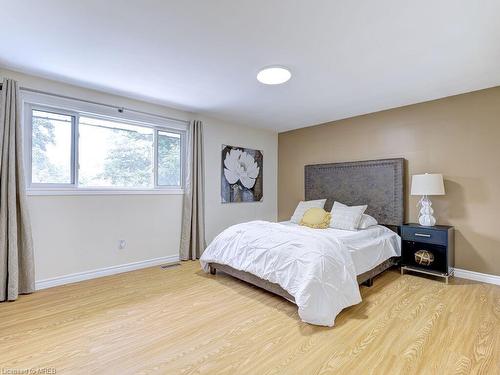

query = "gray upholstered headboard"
304;158;404;228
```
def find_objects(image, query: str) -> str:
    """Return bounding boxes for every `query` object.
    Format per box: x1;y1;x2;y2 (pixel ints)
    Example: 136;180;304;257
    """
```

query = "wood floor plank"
1;261;499;374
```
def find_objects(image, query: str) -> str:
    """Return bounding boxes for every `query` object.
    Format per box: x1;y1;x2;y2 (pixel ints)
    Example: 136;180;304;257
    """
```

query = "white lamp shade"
411;173;445;196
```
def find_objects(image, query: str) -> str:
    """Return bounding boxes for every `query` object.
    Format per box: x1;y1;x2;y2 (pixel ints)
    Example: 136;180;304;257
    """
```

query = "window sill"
26;188;184;196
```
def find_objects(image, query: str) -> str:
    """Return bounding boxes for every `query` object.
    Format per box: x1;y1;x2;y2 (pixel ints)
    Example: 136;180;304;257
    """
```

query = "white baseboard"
34;260;499;290
453;268;500;286
35;255;180;290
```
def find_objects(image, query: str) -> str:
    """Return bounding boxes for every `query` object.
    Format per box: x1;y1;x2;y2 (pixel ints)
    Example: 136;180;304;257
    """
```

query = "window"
79;117;154;188
31;110;74;184
25;101;186;194
157;131;181;187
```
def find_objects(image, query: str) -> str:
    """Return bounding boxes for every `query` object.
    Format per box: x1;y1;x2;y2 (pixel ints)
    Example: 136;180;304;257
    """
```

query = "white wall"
202;117;278;243
0;68;278;284
29;195;183;281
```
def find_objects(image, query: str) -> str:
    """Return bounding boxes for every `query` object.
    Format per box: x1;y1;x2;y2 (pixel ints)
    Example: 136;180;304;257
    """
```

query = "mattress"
280;221;401;275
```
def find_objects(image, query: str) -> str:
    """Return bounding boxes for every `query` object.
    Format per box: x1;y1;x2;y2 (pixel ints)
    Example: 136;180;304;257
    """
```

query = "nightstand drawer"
401;226;447;245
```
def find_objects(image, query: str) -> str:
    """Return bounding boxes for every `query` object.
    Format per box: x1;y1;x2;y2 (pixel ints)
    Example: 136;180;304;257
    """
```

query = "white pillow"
334;202;376;229
358;214;378;229
290;199;327;223
330;201;367;230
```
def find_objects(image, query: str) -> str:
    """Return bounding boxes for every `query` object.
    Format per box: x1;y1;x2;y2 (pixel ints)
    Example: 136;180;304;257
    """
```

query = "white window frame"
22;91;188;195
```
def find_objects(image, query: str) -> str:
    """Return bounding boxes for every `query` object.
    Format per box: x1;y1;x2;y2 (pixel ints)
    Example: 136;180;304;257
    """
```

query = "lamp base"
418;215;436;226
418;196;436;226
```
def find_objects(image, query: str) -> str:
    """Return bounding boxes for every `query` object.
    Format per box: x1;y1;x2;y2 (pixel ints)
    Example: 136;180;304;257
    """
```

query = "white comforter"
200;220;366;327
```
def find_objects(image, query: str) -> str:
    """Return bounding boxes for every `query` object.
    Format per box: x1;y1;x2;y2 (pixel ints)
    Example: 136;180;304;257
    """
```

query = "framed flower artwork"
221;145;263;203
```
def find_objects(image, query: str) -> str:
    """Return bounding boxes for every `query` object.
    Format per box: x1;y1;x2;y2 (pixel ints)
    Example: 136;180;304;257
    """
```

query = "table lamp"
410;173;445;226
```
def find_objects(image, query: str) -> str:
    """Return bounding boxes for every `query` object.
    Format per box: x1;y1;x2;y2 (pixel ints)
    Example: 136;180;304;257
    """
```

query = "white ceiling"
1;1;500;132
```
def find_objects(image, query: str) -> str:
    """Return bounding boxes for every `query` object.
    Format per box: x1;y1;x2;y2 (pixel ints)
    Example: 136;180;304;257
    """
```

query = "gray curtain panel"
180;120;206;260
0;79;35;301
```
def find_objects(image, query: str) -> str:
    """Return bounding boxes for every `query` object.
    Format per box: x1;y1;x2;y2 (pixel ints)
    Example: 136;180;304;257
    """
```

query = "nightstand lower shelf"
400;265;454;284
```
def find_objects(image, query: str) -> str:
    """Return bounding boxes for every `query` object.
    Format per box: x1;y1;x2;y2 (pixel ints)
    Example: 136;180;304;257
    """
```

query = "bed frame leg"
209;265;216;275
364;278;373;287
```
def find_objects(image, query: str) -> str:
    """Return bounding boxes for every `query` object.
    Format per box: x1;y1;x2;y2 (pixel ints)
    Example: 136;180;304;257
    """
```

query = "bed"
200;158;405;326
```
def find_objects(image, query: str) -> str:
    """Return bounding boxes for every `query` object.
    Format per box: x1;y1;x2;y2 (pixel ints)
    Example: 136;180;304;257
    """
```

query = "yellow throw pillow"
300;207;331;229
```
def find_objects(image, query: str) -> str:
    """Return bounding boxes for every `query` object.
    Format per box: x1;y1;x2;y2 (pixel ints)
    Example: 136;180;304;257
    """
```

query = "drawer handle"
415;233;431;238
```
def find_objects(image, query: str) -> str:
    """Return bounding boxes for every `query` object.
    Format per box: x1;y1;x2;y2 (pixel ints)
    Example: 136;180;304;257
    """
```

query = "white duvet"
200;220;399;326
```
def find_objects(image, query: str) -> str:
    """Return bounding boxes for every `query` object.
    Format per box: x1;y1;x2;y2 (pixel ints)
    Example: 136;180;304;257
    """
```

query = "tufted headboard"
304;158;405;230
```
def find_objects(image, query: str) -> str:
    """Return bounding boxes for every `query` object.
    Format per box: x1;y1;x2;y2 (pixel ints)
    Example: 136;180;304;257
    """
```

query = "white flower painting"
221;145;263;203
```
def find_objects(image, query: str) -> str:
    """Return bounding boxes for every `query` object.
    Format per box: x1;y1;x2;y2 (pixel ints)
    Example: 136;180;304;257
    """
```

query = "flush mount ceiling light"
257;66;291;85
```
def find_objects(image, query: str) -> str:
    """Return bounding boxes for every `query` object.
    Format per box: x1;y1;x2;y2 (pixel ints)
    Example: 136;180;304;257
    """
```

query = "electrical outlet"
118;240;126;250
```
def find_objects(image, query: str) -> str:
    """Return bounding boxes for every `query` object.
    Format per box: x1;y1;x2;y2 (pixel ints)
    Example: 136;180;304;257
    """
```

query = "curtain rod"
0;82;190;125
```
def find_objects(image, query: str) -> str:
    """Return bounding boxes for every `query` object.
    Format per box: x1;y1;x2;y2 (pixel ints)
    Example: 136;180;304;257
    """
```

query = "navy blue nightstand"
400;223;455;283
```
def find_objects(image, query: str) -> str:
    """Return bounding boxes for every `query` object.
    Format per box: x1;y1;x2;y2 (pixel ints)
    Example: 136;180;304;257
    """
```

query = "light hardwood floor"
1;262;499;374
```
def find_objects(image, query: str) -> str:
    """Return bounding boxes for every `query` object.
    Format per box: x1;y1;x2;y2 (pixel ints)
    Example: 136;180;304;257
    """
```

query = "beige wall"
1;68;278;282
279;87;500;276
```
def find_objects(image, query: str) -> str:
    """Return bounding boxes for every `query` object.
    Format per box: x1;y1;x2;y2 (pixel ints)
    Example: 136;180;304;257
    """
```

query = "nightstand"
400;223;454;283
